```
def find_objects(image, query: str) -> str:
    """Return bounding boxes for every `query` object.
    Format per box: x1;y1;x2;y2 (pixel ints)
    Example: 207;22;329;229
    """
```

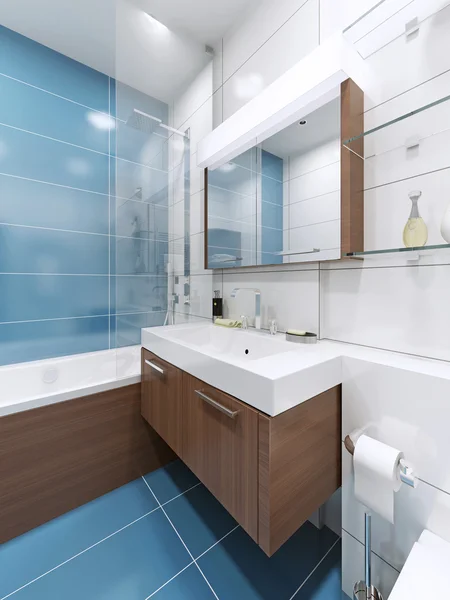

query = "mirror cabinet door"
206;148;257;268
205;81;363;269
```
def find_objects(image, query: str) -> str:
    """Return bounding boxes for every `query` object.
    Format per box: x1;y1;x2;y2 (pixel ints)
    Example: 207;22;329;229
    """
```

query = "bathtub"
0;345;142;417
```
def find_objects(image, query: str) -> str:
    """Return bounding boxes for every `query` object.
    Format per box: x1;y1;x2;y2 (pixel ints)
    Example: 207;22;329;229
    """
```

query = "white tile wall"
180;2;450;597
321;264;450;361
284;139;341;262
222;268;319;332
340;357;450;596
222;0;319;119
222;0;317;83
342;531;399;599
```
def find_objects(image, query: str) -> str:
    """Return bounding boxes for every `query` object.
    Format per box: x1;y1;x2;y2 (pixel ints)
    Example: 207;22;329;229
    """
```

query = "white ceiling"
0;0;256;103
261;97;341;159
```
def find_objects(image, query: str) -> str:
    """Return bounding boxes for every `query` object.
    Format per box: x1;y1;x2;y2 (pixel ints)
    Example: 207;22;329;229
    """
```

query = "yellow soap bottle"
403;190;427;248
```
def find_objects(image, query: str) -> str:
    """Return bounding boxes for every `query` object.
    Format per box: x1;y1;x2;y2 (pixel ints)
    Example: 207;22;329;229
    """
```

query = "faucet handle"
240;315;249;330
269;319;278;335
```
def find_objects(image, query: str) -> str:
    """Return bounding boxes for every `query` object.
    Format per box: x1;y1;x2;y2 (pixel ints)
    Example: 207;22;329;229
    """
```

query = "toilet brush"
353;513;383;600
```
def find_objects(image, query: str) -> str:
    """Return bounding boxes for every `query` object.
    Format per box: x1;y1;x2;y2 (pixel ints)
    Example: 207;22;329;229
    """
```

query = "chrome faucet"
230;288;261;330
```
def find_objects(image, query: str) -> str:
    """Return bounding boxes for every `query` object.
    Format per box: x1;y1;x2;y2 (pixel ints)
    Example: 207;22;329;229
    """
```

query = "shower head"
126;108;188;139
126;109;162;134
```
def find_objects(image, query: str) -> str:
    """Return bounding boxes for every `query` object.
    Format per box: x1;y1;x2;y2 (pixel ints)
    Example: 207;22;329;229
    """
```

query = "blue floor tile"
152;564;216;599
163;484;238;558
11;510;191;600
198;521;338;600
294;540;341;599
0;478;158;599
144;459;200;504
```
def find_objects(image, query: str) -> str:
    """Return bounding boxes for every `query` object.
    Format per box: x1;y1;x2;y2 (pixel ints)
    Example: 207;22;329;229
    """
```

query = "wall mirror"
204;79;364;269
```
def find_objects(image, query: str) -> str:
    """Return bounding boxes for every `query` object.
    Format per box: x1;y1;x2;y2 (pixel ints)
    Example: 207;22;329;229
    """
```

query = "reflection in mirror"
206;96;341;268
206;148;258;268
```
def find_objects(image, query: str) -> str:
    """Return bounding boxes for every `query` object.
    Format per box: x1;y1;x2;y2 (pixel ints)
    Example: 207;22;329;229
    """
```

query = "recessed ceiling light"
299;119;307;126
218;162;237;173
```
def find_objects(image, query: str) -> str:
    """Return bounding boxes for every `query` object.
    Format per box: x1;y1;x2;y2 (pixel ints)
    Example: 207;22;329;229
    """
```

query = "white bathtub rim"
0;346;142;417
0;373;141;417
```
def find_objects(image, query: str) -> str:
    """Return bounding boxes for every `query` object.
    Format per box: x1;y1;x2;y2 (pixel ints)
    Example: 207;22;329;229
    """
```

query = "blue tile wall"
0;25;110;112
0;175;109;234
261;150;283;264
0;74;109;154
0;25;169;365
0;275;108;323
0;317;110;365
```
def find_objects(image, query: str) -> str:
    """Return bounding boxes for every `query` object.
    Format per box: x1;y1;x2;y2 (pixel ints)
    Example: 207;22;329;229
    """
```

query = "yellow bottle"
403;190;427;247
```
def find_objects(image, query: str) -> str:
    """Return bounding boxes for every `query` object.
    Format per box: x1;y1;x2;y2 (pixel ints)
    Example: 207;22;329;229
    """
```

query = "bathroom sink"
141;323;342;416
164;323;293;361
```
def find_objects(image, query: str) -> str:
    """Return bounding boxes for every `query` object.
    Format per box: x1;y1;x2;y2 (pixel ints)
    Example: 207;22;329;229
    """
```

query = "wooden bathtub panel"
0;383;175;544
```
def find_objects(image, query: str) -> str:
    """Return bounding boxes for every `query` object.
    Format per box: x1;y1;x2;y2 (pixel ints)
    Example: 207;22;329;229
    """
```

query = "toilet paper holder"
344;433;418;488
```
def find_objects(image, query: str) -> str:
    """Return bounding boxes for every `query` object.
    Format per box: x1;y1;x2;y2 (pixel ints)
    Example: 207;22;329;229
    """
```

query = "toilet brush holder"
353;513;383;600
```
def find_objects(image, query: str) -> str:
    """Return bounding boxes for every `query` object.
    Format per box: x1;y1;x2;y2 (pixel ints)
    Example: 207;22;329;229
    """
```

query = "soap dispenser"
212;290;223;322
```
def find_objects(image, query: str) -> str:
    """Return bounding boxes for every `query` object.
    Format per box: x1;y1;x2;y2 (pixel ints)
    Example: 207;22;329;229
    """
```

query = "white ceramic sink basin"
165;323;293;361
141;322;342;416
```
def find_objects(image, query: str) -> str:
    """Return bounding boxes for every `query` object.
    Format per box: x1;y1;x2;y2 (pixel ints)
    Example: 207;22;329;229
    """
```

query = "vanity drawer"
182;374;259;541
141;349;183;456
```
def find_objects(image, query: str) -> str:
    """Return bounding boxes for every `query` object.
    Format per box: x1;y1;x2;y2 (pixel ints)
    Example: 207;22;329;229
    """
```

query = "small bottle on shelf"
403;190;427;248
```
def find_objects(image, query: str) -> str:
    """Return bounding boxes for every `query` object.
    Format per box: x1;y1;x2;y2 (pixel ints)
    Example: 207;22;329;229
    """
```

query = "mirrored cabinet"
204;79;364;268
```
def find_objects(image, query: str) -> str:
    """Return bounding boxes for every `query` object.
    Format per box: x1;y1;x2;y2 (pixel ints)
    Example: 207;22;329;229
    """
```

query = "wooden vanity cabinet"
141;348;341;556
141;350;183;456
182;374;259;541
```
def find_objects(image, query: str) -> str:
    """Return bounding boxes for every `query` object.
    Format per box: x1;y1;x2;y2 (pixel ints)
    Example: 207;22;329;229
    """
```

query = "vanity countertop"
142;323;450;416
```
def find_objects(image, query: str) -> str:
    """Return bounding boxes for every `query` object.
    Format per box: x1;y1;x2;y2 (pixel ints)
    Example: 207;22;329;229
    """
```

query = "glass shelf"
342;93;450;148
346;243;450;260
343;0;449;59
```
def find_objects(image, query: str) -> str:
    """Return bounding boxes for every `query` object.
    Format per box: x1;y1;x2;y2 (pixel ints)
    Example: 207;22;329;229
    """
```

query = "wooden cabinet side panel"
141;349;183;456
258;413;271;555
182;373;259;541
341;78;364;256
260;385;342;556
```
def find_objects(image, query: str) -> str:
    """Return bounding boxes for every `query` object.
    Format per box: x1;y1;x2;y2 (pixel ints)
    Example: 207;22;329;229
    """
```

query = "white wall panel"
222;268;319;332
222;0;319;120
289;161;340;203
222;0;316;82
342;531;399;599
290;191;340;229
321;265;450;361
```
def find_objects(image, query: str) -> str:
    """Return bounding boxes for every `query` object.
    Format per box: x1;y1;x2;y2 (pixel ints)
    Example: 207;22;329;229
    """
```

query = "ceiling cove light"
143;12;169;33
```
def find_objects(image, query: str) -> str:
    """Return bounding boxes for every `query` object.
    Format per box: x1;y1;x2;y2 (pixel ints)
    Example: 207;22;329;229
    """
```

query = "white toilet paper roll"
354;434;403;523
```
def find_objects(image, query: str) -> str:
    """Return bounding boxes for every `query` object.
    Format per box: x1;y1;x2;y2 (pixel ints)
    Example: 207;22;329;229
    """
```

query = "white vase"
441;203;450;243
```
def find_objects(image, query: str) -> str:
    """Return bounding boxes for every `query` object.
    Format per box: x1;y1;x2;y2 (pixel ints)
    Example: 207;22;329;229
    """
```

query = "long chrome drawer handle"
145;359;164;375
195;390;239;419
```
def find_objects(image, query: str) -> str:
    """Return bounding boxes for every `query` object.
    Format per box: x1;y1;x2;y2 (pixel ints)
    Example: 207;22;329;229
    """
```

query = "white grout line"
0;506;161;600
145;524;240;599
160;482;202;506
0;72;111;115
194;525;240;561
0;476;209;599
0;122;168;174
0;221;172;243
144;561;195;599
0;310;167;327
288;537;341;600
0;171;170;205
141;476;221;600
